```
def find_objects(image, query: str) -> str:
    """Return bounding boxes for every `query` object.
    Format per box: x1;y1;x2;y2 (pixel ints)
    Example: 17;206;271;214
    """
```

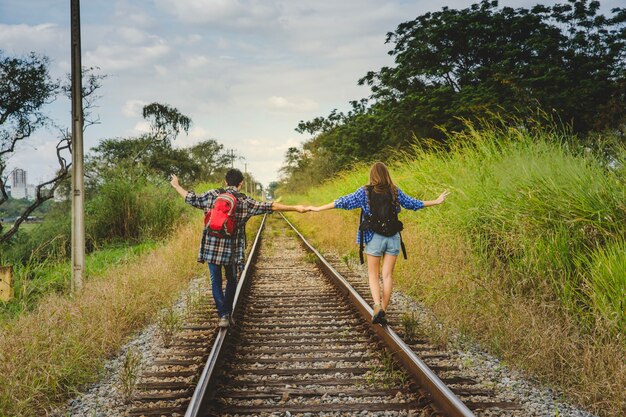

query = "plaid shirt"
185;186;273;265
334;186;424;244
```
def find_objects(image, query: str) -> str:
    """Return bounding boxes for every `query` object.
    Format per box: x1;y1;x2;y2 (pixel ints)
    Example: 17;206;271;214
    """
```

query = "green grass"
282;122;626;415
289;126;626;336
0;241;158;321
0;222;203;417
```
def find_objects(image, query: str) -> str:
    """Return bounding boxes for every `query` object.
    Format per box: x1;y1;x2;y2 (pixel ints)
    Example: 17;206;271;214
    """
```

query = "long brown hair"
368;162;398;202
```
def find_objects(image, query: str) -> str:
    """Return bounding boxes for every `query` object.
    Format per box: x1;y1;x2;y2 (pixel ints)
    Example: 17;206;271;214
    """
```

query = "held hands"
292;205;322;213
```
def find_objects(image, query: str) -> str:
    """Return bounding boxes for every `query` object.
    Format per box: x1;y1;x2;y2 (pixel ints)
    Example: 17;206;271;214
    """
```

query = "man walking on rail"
170;169;307;328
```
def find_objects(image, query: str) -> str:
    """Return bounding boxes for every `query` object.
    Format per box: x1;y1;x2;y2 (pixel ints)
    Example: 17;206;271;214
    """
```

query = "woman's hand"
303;202;335;212
434;190;450;205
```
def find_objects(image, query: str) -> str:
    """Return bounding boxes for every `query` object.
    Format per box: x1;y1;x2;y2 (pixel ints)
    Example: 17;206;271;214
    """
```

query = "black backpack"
359;185;407;264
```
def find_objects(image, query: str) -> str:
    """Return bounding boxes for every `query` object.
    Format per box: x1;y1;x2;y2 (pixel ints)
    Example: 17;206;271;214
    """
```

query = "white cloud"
117;27;149;45
154;0;283;29
84;34;170;71
185;55;210;69
122;100;148;118
131;121;151;135
114;3;155;28
267;96;318;112
0;23;64;55
173;126;213;148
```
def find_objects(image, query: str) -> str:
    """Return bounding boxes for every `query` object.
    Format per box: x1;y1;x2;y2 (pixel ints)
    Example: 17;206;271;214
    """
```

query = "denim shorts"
364;232;401;257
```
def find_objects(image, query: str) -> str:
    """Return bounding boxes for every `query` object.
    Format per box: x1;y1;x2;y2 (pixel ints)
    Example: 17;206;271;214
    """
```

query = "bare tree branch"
0;60;104;244
0;134;70;243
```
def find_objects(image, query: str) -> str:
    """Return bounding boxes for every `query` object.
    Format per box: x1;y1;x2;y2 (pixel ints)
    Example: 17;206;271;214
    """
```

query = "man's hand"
170;174;189;198
170;174;179;188
294;205;308;213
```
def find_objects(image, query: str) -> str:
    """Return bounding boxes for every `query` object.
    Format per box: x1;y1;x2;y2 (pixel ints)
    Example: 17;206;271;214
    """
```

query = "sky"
0;0;622;188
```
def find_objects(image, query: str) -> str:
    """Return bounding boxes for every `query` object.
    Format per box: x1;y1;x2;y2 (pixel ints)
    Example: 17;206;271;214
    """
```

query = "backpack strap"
399;231;407;260
359;209;365;265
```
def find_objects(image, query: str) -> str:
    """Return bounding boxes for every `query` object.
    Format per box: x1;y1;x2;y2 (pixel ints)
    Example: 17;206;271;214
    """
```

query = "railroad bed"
130;213;520;416
207;215;427;416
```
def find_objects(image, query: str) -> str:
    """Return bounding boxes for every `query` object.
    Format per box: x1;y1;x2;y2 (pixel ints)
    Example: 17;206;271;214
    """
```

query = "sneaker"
372;304;383;324
218;315;230;328
378;309;388;325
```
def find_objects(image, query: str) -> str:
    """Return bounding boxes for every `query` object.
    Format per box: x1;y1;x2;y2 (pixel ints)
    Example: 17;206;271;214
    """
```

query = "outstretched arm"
170;174;188;198
272;202;308;213
422;190;450;207
306;202;335;212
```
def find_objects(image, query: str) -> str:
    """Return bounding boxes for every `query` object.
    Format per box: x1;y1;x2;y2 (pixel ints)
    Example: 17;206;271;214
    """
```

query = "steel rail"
281;213;476;417
184;214;267;417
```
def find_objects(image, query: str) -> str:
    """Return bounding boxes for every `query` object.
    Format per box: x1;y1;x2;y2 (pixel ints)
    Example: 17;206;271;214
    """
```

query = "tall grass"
0;221;204;416
86;175;187;244
0;242;157;320
0;178;263;416
283;123;626;415
0;177;195;320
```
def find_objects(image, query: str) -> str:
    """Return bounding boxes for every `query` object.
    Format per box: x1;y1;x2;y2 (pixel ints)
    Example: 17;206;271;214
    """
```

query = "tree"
360;0;626;135
188;139;232;182
285;0;626;190
267;181;279;199
142;102;191;144
87;105;234;185
0;50;104;243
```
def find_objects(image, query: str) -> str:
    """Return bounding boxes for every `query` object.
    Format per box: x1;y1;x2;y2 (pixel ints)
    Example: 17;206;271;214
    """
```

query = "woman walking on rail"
307;162;449;324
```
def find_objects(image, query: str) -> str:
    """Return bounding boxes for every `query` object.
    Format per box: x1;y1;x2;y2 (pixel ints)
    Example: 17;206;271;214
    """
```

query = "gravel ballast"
52;254;598;417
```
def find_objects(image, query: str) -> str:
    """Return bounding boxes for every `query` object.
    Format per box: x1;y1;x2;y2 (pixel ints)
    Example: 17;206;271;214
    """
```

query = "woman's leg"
366;254;382;305
380;254;398;311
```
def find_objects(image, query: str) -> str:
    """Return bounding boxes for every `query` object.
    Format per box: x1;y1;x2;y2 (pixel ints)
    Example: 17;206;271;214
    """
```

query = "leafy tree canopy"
87;103;236;186
285;0;626;193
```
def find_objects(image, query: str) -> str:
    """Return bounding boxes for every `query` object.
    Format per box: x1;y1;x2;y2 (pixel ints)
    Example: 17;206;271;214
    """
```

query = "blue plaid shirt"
334;186;424;244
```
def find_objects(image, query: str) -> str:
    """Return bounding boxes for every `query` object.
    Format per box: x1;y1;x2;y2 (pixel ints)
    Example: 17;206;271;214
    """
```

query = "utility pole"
244;163;248;194
229;149;235;168
70;0;85;292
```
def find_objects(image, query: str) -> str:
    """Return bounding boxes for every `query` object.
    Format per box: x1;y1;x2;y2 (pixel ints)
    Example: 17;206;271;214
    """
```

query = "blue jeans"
208;263;237;318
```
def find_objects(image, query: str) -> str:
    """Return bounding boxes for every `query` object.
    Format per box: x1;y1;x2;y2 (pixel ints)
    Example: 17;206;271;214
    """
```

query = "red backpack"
204;189;241;237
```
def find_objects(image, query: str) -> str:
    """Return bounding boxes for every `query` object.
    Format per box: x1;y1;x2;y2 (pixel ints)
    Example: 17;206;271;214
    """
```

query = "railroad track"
129;213;520;416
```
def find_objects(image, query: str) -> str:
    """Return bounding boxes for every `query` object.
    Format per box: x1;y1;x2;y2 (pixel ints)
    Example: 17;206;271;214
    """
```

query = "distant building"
11;169;26;188
9;168;36;200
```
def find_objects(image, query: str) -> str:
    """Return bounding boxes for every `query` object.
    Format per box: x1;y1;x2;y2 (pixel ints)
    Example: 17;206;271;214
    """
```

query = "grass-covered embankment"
283;124;626;416
0;177;191;321
0;242;157;321
0;179;265;416
0;220;204;416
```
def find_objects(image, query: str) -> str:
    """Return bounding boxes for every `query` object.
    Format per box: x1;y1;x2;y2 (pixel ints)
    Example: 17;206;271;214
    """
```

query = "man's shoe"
218;315;230;328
